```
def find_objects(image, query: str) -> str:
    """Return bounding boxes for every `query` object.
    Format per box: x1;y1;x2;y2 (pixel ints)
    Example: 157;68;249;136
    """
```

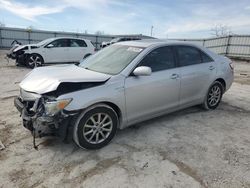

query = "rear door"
125;46;181;124
68;39;88;62
175;45;217;105
43;39;70;63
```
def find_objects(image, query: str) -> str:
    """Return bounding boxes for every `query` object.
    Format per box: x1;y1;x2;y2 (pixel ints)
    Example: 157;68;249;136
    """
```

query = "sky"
0;0;250;38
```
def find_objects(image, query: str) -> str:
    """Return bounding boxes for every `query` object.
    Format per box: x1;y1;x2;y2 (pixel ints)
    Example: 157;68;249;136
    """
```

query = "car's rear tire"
83;53;91;59
73;104;118;149
202;81;223;110
26;54;44;68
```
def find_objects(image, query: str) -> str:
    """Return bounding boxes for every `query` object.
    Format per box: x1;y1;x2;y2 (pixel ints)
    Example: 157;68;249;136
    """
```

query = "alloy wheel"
28;55;42;68
208;85;221;107
83;113;113;144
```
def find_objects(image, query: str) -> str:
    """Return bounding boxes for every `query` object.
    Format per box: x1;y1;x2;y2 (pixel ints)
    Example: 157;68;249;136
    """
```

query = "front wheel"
73;104;118;149
203;81;223;110
26;54;44;68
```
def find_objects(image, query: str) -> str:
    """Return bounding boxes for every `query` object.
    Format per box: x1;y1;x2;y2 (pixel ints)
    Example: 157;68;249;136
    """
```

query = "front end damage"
7;44;38;66
14;89;79;148
14;64;111;148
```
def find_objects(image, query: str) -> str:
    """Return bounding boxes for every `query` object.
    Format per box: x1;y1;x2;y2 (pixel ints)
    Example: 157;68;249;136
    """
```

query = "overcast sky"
0;0;250;38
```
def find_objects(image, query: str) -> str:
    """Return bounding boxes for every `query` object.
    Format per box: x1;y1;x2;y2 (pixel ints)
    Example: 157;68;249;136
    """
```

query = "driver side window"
139;46;176;72
49;39;68;47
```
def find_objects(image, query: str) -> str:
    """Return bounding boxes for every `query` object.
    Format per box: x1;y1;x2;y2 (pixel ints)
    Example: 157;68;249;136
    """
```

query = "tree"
211;24;233;37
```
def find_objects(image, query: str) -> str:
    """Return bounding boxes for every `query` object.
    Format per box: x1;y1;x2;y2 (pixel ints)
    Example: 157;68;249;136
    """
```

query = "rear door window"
69;39;87;47
176;46;202;66
201;51;213;63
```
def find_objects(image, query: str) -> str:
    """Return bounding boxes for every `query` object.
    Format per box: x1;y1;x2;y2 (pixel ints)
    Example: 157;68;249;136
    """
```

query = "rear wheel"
203;81;223;110
26;54;44;68
83;53;91;59
73;104;118;149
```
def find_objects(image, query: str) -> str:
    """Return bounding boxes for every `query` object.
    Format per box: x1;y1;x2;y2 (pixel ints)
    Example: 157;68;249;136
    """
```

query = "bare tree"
211;24;233;37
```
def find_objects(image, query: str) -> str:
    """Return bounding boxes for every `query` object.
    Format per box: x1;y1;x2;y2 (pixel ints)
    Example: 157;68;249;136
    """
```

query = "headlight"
44;98;72;116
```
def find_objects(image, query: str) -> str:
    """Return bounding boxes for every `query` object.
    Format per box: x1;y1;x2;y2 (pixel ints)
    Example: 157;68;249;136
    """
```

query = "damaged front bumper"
8;51;27;65
14;95;78;141
6;45;28;65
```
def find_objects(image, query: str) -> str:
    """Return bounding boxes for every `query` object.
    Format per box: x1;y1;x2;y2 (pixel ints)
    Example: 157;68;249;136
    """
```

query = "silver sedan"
14;40;234;149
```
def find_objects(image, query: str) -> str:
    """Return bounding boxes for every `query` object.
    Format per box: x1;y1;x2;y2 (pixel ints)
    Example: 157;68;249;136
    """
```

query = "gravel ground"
0;50;250;188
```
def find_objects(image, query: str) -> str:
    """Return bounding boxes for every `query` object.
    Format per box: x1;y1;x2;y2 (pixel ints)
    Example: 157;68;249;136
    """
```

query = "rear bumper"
224;71;234;92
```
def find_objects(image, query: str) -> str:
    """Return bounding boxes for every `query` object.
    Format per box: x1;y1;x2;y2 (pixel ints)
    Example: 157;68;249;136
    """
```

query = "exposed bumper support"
14;97;78;141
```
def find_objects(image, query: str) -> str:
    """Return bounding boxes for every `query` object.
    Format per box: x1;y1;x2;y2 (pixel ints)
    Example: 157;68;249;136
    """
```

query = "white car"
7;37;96;68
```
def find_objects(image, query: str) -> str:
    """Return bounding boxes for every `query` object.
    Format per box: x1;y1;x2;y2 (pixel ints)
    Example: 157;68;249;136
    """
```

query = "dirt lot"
0;50;250;188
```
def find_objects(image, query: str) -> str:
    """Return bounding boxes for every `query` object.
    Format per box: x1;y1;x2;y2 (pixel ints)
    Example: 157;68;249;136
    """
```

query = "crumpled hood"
13;44;38;52
20;64;111;94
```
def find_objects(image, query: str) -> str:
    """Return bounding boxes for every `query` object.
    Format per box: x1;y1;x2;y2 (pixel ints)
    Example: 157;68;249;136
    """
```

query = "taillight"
229;62;234;71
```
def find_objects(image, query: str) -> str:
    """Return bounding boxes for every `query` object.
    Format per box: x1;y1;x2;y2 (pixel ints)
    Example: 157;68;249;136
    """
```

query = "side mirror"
46;44;54;48
133;66;152;76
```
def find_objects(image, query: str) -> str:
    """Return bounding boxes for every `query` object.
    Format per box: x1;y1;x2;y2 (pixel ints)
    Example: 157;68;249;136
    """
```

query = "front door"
125;46;180;124
43;39;70;63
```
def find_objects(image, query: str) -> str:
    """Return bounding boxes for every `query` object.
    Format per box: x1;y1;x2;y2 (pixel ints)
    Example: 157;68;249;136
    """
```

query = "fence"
1;27;250;60
0;27;152;49
174;35;250;60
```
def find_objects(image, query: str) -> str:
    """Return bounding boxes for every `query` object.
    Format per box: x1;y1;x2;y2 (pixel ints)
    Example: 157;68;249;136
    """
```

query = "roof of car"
116;39;202;48
47;37;91;42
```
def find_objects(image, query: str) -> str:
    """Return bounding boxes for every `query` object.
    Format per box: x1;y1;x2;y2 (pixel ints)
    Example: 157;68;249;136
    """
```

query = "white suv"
8;37;96;68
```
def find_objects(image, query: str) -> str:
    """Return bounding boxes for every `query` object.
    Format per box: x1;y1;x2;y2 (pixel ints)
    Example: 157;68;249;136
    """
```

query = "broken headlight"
44;98;72;116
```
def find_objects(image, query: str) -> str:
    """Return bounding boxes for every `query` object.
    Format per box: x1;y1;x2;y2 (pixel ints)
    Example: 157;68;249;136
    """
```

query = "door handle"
209;66;215;70
171;74;179;79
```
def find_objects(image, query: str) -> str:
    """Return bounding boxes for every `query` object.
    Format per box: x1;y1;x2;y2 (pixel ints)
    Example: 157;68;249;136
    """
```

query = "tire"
73;104;118;149
26;54;44;69
83;54;91;59
203;81;223;110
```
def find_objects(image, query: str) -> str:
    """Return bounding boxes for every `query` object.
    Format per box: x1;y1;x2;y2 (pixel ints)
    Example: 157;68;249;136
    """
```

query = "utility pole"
151;26;154;37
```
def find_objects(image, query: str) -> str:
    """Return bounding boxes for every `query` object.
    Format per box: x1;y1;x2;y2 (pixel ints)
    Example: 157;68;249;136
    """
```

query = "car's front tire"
203;81;223;110
26;54;44;68
73;104;118;149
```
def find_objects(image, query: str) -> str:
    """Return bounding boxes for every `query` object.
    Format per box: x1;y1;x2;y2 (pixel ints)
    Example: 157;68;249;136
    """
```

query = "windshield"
36;38;54;46
79;45;144;75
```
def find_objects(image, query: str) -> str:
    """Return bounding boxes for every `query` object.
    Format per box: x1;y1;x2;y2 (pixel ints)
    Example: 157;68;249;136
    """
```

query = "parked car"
100;37;141;48
14;40;234;149
7;37;95;68
100;41;109;48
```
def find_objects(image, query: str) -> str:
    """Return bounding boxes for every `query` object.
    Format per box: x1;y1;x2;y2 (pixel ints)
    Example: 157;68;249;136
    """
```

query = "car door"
68;39;88;62
175;45;217;106
43;39;70;63
125;46;181;124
